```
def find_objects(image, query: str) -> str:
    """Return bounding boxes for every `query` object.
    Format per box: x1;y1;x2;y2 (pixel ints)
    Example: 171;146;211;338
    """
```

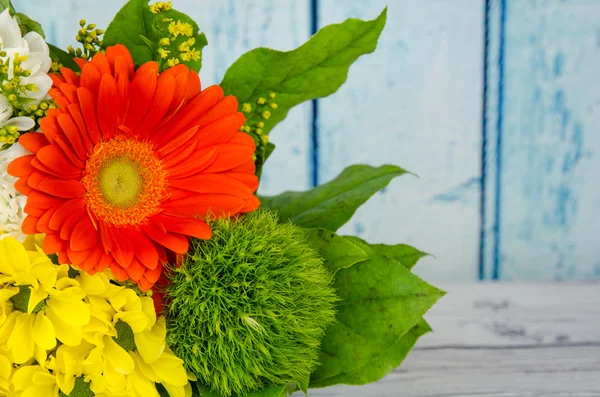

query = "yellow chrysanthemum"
0;237;192;396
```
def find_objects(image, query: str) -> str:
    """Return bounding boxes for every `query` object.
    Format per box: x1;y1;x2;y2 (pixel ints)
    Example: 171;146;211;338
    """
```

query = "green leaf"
15;12;45;37
102;0;159;65
373;243;429;270
314;318;432;387
261;164;408;231
302;228;371;274
0;0;15;13
220;8;387;137
194;383;286;397
309;249;444;387
48;44;81;72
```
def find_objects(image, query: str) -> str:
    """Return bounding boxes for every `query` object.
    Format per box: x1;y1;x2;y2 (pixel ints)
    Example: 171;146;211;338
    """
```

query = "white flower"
0;93;34;132
0;140;29;241
0;9;52;104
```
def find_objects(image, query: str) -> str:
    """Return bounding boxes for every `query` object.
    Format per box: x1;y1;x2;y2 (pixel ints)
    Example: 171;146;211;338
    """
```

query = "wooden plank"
317;0;485;282
308;345;600;397
306;283;600;396
496;1;600;280
420;283;600;347
16;0;312;196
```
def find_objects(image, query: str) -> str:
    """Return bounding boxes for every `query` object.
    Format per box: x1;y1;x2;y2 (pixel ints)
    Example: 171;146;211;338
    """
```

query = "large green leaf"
0;0;14;13
102;0;159;65
314;318;431;387
15;12;44;37
302;228;370;274
261;165;408;231
220;8;387;137
309;249;444;387
373;243;429;270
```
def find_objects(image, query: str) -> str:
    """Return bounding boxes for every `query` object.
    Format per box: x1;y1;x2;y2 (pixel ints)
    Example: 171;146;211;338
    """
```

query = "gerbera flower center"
82;138;167;226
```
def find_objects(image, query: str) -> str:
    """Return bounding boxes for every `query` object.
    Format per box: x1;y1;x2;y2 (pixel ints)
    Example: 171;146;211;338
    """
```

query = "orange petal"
39;115;61;144
60;67;80;85
7;155;35;177
18;133;48;154
49;198;85;231
161;194;245;218
166;147;217;179
80;63;102;95
21;216;40;234
70;218;98;251
134;74;176;137
97;74;119;139
34;146;82;179
90;52;111;75
143;223;189;254
123;62;158;131
202;144;254;173
153;214;212;240
194;112;245;150
185;71;201;101
77;87;102;144
43;233;66;254
57;113;87;161
169;173;253;197
37;178;85;199
125;258;145;281
67;104;93;152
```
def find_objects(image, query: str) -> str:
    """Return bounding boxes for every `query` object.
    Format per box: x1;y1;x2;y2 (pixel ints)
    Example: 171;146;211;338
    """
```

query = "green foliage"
112;320;136;351
166;210;337;397
58;377;94;397
317;318;432;387
372;243;430;271
260;165;408;231
304;232;444;388
14;12;45;37
48;44;81;72
0;0;15;14
220;8;387;138
102;0;207;71
102;0;158;65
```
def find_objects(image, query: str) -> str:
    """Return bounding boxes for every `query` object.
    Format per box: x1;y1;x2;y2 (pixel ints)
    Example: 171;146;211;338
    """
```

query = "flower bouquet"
0;1;445;396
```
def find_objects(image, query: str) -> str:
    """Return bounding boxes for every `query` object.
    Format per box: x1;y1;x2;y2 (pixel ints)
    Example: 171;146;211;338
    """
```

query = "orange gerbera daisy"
8;44;260;290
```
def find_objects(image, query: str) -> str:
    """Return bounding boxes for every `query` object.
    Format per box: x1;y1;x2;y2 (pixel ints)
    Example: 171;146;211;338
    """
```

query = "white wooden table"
308;283;600;397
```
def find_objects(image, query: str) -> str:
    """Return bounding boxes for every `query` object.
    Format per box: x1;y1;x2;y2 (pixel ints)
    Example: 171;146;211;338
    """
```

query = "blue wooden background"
16;0;600;282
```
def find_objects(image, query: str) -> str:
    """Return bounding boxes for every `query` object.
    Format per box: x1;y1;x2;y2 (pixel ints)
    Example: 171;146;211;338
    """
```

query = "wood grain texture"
316;0;485;282
15;0;313;196
496;1;600;281
307;283;600;397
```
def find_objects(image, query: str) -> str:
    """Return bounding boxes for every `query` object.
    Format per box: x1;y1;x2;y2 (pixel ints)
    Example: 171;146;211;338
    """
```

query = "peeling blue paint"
431;177;481;203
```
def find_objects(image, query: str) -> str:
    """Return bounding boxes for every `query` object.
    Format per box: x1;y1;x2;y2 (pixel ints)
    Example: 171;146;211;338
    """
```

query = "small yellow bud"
257;97;266;105
159;38;171;46
242;103;252;113
87;23;96;30
29;104;39;112
261;111;271;120
179;53;190;61
256;128;263;135
7;94;17;102
256;122;265;128
269;92;276;99
260;135;269;144
187;37;196;45
25;84;38;92
243;126;251;133
35;109;45;117
40;102;49;110
269;103;278;109
157;48;170;59
79;19;86;27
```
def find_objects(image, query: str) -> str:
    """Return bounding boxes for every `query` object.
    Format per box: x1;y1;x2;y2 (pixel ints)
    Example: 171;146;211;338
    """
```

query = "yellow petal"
13;366;43;390
131;352;159;382
33;312;57;350
78;271;110;296
0;237;29;274
130;366;160;397
103;361;128;391
163;383;190;397
34;344;48;368
141;297;156;329
30;261;58;291
151;350;188;386
32;371;57;386
0;354;11;380
45;307;82;346
104;336;135;374
28;287;48;313
9;313;35;364
0;311;18;344
0;288;18;305
47;298;90;326
114;310;148;333
134;317;166;364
